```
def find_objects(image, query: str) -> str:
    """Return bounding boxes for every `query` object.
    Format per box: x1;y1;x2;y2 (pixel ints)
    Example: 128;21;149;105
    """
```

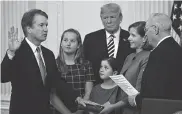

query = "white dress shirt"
25;38;46;66
106;28;121;58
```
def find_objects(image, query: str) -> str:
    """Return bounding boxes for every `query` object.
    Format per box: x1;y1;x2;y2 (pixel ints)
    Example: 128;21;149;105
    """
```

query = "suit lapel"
121;54;134;74
21;39;39;69
41;46;49;74
21;40;45;86
116;29;126;58
99;29;109;57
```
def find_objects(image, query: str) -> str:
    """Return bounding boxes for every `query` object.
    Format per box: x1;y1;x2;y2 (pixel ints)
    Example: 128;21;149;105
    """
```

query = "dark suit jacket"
136;37;182;109
1;39;58;114
83;29;134;85
1;39;79;114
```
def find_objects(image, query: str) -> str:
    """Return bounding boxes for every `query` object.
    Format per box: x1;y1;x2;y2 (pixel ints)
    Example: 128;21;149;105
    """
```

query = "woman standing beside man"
120;21;152;114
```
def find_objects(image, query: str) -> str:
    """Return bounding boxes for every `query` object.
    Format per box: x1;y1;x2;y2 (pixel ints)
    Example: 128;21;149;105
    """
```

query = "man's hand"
8;26;23;55
128;94;138;107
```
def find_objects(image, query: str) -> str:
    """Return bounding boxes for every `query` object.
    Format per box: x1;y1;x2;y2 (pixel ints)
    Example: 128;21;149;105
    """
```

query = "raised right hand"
8;26;23;54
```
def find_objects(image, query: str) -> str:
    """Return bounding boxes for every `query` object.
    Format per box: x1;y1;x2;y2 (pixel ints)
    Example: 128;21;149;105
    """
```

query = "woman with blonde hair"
52;28;95;114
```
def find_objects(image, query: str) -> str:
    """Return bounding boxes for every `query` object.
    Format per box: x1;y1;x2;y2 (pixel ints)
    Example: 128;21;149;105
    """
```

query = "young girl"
88;57;126;114
52;28;95;113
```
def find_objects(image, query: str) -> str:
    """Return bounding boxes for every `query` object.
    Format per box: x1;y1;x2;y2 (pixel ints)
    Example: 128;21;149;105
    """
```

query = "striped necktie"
36;47;47;85
107;34;115;57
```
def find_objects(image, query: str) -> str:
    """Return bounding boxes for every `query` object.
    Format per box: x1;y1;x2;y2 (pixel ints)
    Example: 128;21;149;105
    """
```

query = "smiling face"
128;27;144;49
99;60;114;80
28;14;48;46
61;32;79;55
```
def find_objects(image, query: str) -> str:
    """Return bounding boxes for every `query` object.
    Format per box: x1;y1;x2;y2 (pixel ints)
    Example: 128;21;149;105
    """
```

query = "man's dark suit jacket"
136;37;182;109
83;29;134;85
1;39;79;114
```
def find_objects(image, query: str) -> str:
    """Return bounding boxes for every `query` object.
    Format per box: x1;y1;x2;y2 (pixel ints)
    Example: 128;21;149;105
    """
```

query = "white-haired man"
128;13;182;109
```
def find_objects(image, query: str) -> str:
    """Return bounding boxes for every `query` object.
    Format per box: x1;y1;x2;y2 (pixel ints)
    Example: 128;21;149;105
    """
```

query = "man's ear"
153;25;159;35
113;71;118;75
142;35;147;43
119;15;123;23
27;26;31;34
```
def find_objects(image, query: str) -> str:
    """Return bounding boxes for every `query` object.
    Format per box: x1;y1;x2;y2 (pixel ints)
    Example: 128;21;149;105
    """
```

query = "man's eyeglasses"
144;25;155;32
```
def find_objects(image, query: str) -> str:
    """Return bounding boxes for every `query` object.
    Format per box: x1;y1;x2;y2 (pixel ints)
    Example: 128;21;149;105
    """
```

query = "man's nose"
128;36;132;41
44;26;48;32
107;17;112;23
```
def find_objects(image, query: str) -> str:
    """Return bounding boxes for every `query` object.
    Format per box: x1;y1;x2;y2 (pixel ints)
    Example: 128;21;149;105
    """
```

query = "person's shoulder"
126;53;136;59
41;45;50;51
80;60;93;68
136;51;150;61
119;28;130;43
120;28;129;36
41;45;54;54
82;60;92;65
91;84;101;93
120;28;129;34
166;37;182;51
85;29;105;38
93;84;101;89
84;29;105;44
139;51;150;56
128;52;135;57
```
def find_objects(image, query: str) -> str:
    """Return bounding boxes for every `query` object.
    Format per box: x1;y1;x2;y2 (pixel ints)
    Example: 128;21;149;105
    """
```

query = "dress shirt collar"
151;35;171;52
106;28;120;41
156;35;171;47
25;38;41;53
